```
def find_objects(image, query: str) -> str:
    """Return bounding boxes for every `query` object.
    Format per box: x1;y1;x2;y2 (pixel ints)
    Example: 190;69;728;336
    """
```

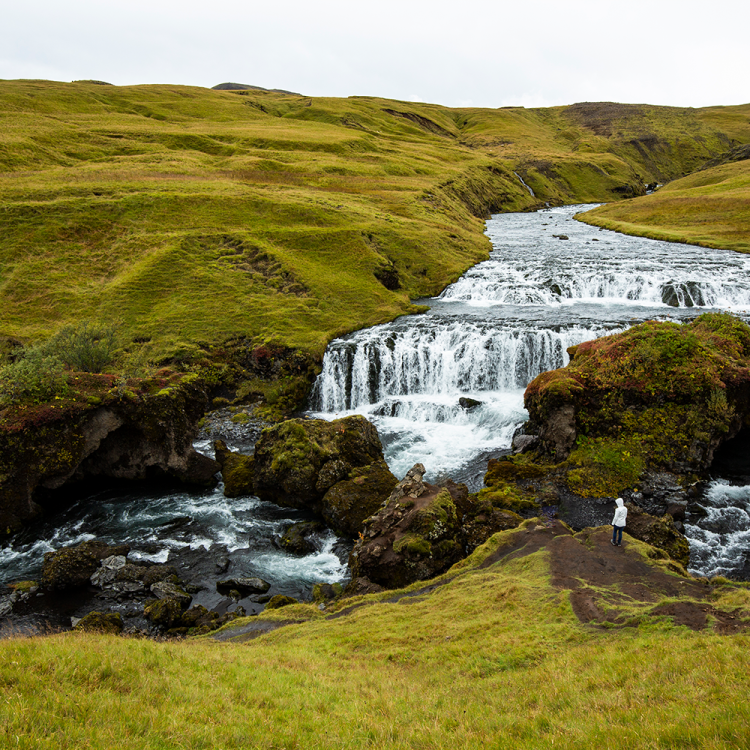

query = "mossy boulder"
525;314;750;491
41;541;130;590
312;582;343;603
278;521;325;555
348;464;520;590
320;459;398;536
624;503;691;567
265;595;297;610
252;415;396;536
74;611;124;634
144;598;184;628
214;439;255;497
179;604;244;633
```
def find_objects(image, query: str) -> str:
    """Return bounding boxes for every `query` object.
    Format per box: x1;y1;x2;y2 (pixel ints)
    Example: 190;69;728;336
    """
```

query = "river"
2;204;750;628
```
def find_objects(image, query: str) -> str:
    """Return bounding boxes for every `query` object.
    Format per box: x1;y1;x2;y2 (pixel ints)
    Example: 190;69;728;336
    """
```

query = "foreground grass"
577;159;750;253
2;534;749;749
2;81;748;361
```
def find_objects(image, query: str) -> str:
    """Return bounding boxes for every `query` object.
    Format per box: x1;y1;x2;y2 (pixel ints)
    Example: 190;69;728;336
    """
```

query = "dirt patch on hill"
479;521;750;632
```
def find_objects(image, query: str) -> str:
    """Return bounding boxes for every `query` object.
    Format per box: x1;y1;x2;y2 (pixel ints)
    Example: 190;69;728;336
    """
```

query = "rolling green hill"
577;156;750;253
1;81;747;364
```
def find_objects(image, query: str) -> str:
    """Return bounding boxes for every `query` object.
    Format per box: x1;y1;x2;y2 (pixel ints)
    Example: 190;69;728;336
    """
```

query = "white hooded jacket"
612;498;627;527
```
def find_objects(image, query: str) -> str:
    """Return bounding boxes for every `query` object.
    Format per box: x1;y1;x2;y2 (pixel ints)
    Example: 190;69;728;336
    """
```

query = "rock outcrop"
214;439;255;498
219;415;398;536
623;503;690;568
348;464;523;590
524;313;750;474
0;374;219;534
41;541;131;590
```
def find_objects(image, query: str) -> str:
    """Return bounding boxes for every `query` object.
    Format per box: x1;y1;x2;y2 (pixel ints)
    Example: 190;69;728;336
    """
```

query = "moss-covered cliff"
524;313;750;496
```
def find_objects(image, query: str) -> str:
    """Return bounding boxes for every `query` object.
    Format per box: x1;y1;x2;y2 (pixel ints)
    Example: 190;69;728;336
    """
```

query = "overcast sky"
1;0;747;109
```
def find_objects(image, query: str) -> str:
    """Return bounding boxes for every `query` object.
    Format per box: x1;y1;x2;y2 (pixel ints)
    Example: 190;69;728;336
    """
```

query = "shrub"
40;320;118;373
0;349;68;406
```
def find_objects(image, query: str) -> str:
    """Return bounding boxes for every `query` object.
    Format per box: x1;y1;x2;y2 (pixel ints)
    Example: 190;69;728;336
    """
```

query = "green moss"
230;412;250;424
393;533;432;557
566;437;645;498
265;595;298;610
476;486;540;512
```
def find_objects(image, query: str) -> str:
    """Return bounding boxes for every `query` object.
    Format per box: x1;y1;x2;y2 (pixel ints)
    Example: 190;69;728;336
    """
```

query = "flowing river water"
3;204;750;628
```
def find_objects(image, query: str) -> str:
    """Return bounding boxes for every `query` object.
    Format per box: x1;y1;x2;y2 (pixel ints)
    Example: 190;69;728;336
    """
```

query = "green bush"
0;349;68;406
40;320;118;373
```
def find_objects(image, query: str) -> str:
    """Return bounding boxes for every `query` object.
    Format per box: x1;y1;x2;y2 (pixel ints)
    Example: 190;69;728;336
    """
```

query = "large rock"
349;464;523;590
319;459;399;536
41;541;130;590
624;503;690;568
278;521;325;555
252;415;398;535
525;313;750;478
73;611;124;634
0;374;219;534
253;415;385;504
216;577;271;596
214;439;255;497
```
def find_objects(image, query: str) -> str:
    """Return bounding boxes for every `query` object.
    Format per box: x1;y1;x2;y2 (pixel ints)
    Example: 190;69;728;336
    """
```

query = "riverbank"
2;520;749;749
578;157;750;253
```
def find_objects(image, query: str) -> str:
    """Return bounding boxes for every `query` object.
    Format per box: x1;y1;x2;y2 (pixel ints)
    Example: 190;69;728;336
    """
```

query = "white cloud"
0;0;747;108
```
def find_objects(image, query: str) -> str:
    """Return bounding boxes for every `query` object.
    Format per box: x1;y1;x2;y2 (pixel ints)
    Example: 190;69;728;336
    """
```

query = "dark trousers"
612;525;624;544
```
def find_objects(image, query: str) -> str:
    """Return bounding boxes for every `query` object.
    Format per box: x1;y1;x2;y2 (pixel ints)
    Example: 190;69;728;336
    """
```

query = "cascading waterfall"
310;204;750;577
310;320;615;413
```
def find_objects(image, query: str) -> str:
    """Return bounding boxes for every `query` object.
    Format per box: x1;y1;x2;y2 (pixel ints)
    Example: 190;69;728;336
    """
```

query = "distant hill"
212;81;301;95
0;79;748;361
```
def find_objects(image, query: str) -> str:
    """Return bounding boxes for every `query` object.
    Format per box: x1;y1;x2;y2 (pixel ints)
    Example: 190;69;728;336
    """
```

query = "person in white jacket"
611;498;627;546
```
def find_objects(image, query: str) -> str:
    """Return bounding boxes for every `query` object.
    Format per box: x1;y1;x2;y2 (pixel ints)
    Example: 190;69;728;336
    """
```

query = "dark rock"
624;503;690;567
320;459;398;536
512;434;540;454
180;604;245;633
279;521;325;555
459;397;482;410
215;557;230;574
144;598;184;627
315;459;351;493
0;375;219;534
41;541;130;590
345;577;385;597
538;405;576;460
141;565;179;588
253;415;385;507
252;415;396;535
349;465;467;589
348;462;527;591
312;582;343;602
74;611;124;634
265;595;297;610
553;234;569;240
115;563;149;583
214;440;255;497
150;581;192;608
217;577;271;595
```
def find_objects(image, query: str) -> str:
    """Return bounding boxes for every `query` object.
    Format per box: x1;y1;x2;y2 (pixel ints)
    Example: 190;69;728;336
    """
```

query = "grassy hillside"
1;81;747;363
2;521;749;748
577;158;750;253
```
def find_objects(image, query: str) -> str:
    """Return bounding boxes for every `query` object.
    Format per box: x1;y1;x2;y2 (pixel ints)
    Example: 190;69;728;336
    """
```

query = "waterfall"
310;320;613;412
514;171;535;197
